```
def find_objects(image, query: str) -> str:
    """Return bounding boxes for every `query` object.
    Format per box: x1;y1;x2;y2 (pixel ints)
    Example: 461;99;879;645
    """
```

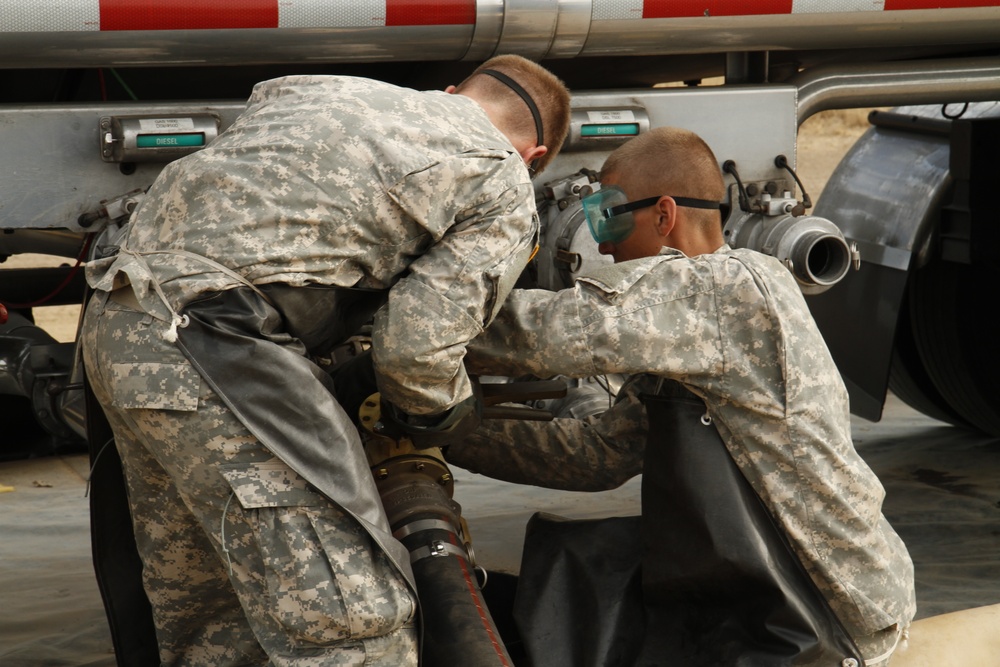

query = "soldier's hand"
378;382;483;449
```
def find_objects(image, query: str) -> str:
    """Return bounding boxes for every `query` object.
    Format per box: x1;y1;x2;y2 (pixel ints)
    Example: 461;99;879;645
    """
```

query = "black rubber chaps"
513;387;863;667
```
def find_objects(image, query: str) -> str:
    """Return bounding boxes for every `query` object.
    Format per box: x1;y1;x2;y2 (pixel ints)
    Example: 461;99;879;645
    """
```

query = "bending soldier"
81;55;570;665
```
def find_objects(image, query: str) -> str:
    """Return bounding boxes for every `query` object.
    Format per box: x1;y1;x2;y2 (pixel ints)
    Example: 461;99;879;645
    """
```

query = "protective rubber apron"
513;381;865;667
112;246;415;594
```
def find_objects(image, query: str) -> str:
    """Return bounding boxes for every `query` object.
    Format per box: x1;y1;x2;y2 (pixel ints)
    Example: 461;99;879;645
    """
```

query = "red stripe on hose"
452;534;511;666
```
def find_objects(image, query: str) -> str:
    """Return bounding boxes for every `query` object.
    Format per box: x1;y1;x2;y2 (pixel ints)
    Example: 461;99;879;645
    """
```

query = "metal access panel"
545;84;799;190
1;85;797;233
0;101;246;232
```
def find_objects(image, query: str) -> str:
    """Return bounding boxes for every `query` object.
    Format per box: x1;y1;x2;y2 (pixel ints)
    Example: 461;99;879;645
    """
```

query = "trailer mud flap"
513;390;862;666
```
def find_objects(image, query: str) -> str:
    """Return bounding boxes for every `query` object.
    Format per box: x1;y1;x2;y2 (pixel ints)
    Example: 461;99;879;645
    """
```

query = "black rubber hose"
377;462;513;667
406;524;513;667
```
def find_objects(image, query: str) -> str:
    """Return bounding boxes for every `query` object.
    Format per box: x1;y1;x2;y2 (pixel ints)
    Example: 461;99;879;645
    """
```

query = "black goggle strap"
604;195;721;219
480;68;544;173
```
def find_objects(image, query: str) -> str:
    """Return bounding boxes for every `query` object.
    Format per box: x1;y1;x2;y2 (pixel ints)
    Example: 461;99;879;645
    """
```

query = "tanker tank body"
3;2;1000;448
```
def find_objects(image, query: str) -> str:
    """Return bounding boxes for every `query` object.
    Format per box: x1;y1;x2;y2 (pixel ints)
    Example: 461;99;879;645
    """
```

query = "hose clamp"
409;539;470;564
394;518;459;541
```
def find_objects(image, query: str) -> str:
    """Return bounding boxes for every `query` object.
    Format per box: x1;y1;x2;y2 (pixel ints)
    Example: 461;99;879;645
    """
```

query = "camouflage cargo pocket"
220;461;415;647
109;362;200;411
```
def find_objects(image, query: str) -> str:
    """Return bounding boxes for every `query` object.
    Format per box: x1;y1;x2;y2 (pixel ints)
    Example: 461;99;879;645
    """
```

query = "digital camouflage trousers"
82;293;418;666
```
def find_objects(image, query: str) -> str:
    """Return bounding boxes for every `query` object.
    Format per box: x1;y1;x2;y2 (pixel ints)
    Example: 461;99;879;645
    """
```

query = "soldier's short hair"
601;126;726;227
456;54;571;175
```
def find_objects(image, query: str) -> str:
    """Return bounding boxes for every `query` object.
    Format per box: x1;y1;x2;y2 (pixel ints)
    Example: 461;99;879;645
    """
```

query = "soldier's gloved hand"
377;381;483;449
331;349;379;425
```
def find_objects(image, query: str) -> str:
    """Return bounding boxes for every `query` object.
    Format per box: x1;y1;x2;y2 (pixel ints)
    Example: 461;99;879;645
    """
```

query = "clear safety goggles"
581;185;722;244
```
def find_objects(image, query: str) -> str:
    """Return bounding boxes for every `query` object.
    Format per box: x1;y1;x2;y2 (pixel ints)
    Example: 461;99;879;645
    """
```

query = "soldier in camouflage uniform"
80;55;571;665
448;127;917;665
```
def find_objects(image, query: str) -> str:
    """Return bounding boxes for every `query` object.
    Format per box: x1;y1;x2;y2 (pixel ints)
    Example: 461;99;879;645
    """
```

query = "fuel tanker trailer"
2;0;1000;663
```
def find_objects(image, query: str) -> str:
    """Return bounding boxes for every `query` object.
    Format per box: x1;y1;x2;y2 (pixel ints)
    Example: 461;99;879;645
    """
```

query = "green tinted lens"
582;186;635;244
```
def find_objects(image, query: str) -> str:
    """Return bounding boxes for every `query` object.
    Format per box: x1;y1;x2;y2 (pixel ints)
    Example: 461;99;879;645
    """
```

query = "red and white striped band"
4;0;997;32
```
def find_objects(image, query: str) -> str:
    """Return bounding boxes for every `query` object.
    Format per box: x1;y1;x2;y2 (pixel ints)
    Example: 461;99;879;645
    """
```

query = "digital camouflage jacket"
453;245;917;660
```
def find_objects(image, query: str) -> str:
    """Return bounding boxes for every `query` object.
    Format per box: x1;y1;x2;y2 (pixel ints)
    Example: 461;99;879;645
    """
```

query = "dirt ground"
9;390;1000;667
797;107;877;199
7;107;875;343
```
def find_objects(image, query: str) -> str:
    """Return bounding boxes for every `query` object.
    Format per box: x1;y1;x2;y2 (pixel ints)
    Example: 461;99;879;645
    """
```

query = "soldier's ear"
655;196;678;238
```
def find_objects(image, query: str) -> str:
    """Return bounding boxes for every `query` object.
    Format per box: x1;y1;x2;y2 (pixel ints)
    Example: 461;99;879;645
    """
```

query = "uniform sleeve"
445;376;652;491
463;285;595;378
372;155;538;415
465;256;724;385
